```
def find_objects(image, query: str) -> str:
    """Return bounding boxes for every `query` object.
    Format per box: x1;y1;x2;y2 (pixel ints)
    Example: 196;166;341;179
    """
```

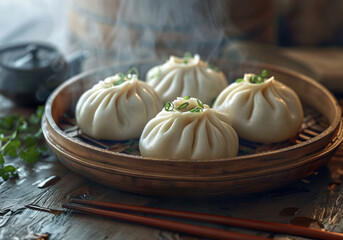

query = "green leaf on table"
0;105;45;181
34;128;43;139
0;115;19;130
29;106;45;125
0;134;7;141
0;153;4;166
29;115;40;125
25;135;38;148
19;147;40;164
10;130;17;140
3;165;17;174
3;139;21;157
38;146;48;153
17;119;28;132
0;164;18;181
36;106;45;119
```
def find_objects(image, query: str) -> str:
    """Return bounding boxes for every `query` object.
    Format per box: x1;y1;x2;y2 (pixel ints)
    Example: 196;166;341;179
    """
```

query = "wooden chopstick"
63;203;269;240
69;198;343;240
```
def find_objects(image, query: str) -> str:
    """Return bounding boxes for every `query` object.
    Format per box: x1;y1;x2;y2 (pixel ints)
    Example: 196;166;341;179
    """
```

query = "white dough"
76;74;162;140
213;74;304;143
146;54;227;105
139;97;239;160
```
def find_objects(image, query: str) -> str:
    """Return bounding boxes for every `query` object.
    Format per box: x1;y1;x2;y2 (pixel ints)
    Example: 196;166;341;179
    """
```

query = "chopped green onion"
189;107;203;113
151;68;162;79
176;102;189;110
196;99;204;108
113;68;140;86
235;78;244;83
206;61;220;72
183;96;190;100
114;78;125;86
113;73;125;86
127;67;139;79
165;101;174;111
261;69;269;78
103;82;113;88
248;69;269;84
183;52;192;64
249;76;258;83
124;139;138;153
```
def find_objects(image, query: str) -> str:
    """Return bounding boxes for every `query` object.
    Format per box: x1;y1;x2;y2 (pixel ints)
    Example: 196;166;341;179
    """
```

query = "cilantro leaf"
0;164;17;181
20;147;40;164
0;115;20;129
0;105;45;181
25;135;38;148
29;114;40;125
28;106;45;125
36;106;45;119
34;128;43;139
0;153;4;166
38;146;48;153
3;140;21;157
17;119;28;132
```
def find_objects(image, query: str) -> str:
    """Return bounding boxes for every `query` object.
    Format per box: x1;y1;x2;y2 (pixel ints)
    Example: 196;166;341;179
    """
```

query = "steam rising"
1;0;275;71
71;0;238;66
0;0;70;52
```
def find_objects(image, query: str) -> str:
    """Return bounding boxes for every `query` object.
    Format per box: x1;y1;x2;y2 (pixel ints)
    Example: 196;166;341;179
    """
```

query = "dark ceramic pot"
0;42;87;106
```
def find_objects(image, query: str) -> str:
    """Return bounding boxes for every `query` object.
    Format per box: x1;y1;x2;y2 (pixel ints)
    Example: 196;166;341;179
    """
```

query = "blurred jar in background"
68;0;276;65
278;0;343;46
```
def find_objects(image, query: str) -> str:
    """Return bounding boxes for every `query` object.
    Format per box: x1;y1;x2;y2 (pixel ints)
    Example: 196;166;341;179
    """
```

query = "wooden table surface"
0;95;343;240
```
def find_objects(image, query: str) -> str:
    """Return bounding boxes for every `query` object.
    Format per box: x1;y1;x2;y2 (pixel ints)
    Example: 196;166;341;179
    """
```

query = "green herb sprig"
114;67;140;86
0;106;46;181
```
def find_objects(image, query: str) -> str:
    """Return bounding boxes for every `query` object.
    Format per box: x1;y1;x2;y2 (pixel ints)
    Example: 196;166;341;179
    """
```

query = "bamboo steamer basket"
42;60;342;197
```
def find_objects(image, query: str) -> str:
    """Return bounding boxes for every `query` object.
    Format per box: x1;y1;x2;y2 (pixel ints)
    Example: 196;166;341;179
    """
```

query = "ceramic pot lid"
0;42;63;72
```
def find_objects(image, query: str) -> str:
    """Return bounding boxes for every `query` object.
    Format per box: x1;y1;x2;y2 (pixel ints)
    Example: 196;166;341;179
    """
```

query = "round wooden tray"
42;60;342;197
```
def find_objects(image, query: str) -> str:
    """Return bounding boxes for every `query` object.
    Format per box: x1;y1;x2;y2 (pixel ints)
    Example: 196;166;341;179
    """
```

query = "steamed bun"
213;72;303;143
139;97;239;160
146;54;227;105
76;72;162;140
